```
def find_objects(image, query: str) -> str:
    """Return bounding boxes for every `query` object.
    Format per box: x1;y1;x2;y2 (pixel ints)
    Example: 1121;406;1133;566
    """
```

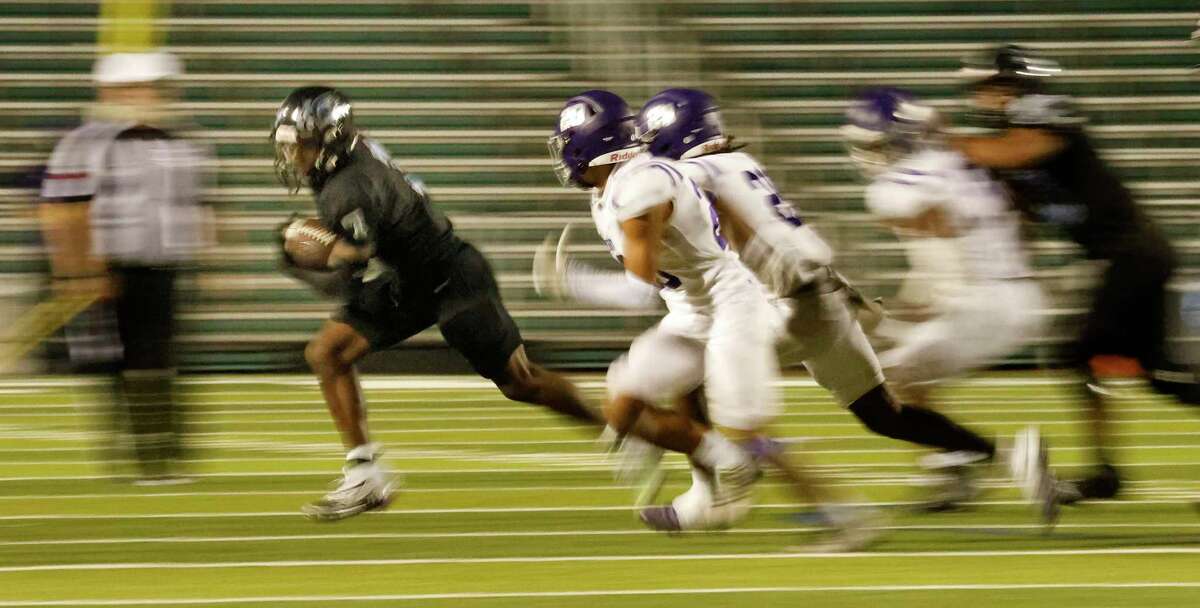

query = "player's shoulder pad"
360;137;429;199
611;158;682;221
1007;94;1086;130
679;151;758;188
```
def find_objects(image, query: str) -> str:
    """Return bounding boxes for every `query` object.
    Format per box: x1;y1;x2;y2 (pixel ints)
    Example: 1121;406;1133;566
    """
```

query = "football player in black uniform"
951;46;1194;503
271;86;600;520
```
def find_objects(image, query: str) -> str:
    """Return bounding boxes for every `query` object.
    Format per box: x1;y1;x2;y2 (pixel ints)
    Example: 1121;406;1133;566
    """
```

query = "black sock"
894;405;996;458
849;385;995;457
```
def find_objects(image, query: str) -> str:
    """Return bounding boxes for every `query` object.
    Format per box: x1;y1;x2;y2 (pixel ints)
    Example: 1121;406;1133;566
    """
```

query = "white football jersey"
675;151;834;297
865;148;1033;282
591;153;752;314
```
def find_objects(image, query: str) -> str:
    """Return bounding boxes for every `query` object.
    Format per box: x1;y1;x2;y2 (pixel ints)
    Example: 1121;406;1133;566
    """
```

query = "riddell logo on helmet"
608;149;639;162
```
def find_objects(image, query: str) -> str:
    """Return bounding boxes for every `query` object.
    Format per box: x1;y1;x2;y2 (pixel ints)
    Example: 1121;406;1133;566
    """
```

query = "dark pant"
339;245;523;380
110;265;183;476
112;265;177;370
1073;250;1175;373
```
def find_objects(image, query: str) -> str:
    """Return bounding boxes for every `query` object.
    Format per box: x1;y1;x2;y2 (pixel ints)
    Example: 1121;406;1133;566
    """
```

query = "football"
282;217;339;270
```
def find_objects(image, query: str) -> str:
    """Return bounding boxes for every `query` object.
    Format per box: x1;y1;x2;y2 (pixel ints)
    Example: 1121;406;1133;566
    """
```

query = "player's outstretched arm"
950;128;1066;170
531;224;660;310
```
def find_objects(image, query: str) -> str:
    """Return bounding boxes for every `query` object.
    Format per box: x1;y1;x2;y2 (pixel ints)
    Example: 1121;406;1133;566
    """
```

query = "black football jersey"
313;138;465;290
994;95;1168;260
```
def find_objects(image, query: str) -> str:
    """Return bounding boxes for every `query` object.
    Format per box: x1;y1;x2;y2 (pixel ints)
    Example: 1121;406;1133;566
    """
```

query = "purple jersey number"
744;169;803;227
691;184;729;250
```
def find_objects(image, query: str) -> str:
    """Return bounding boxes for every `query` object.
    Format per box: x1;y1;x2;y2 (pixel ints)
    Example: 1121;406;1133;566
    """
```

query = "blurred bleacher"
0;0;1197;371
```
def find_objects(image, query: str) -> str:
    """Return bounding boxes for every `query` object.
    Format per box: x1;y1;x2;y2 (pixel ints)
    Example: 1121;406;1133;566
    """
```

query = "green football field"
0;373;1198;607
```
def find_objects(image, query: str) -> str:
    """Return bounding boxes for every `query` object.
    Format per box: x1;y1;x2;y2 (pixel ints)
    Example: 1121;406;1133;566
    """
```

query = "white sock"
691;431;745;470
346;443;379;463
689;464;715;496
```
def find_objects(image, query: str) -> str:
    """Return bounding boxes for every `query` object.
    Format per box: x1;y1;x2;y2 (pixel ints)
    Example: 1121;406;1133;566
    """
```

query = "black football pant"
111;265;183;477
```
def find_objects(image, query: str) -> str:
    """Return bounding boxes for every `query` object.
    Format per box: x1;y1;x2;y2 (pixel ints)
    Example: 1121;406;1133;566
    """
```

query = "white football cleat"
1009;426;1061;529
302;461;396;522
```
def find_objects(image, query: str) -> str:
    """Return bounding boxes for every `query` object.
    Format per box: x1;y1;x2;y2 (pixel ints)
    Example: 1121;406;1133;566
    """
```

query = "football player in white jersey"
544;90;773;527
625;88;1054;520
843;87;1045;407
842;87;1054;511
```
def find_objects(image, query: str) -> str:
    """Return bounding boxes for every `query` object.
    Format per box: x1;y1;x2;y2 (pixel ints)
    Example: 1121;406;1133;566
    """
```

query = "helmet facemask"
842;131;895;178
547;131;575;188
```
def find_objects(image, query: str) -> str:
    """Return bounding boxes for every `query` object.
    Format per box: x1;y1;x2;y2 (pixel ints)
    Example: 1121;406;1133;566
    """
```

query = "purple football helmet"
636;88;727;160
549;90;642;189
840;87;939;176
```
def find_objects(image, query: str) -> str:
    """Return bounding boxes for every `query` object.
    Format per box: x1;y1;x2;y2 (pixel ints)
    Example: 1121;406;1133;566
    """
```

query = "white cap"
92;51;183;85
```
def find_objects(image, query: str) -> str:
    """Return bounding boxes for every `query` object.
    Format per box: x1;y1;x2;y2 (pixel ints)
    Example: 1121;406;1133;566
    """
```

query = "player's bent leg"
848;385;995;459
603;327;756;531
494;344;600;424
305;321;373;448
435;279;599;424
302;321;395;522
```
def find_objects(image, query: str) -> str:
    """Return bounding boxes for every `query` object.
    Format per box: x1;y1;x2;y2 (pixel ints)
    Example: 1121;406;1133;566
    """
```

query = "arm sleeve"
611;163;676;222
561;259;662;310
41;128;103;202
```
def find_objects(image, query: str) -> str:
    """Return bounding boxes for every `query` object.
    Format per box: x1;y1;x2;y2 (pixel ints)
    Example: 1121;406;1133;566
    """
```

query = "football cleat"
639;504;684;532
799;505;887;553
302;462;396;522
1009;426;1064;529
706;458;759;525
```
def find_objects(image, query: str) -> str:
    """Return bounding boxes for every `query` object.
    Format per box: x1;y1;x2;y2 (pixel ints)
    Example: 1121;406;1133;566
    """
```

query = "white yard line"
2;460;1198;483
3;547;1200;574
1;404;1187;420
0;418;1180;438
3;498;1200;521
0;429;1196;452
3;523;1200;547
0;478;1191;502
0;477;1193;502
2;583;1200;606
2;443;1198;468
2;583;1199;606
0;374;1084;390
